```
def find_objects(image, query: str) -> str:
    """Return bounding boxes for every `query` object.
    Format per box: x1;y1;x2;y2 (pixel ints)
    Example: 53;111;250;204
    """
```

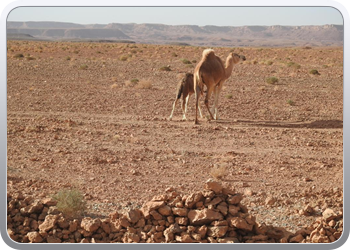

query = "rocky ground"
7;41;343;240
7;181;343;243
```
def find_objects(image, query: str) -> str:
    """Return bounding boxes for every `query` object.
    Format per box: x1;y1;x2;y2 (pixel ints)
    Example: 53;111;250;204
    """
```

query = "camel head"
230;53;246;64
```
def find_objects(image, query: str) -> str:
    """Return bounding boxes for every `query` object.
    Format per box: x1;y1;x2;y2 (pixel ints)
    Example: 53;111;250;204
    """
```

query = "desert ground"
7;40;343;234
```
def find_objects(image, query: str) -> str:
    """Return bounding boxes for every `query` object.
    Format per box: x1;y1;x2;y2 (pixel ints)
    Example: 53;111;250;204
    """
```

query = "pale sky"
7;6;344;26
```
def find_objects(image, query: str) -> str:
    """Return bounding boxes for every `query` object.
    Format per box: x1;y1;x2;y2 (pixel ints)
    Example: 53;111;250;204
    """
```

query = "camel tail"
194;71;204;96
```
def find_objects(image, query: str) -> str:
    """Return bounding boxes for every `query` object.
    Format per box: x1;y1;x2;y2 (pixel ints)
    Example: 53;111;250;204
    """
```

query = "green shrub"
286;62;301;69
13;53;24;59
266;77;279;84
52;189;86;217
181;59;192;64
159;66;171;71
119;55;128;61
287;100;295;106
79;64;88;70
309;69;320;75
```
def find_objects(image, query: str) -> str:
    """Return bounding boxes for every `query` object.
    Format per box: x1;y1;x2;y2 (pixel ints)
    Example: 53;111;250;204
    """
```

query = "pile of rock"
7;180;343;243
289;208;343;243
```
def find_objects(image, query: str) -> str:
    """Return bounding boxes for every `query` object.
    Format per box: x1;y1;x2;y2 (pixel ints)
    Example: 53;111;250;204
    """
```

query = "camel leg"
194;85;201;124
205;86;215;120
211;86;218;119
213;82;224;120
182;94;190;120
198;104;203;118
169;98;178;120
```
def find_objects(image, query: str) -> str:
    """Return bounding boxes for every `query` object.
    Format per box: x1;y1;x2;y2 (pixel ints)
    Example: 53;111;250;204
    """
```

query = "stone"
172;207;188;217
205;197;222;206
126;209;142;224
207;225;228;238
228;205;240;216
184;192;204;208
81;217;101;233
290;234;304;243
265;196;276;206
217;237;239;243
141;201;165;218
41;197;57;207
38;214;59;232
163;228;174;242
322;208;337;222
69;219;79;232
122;232;140;243
188;209;223;226
217;203;228;216
244;188;254;196
175;217;188;226
204;180;223;194
196;225;207;239
150;210;163;220
251;234;269;241
227;194;243;205
158;205;172;216
27;201;44;214
222;187;236;196
228;217;253;231
47;235;62;243
57;217;69;229
175;233;195;243
27;231;43;243
101;219;111;234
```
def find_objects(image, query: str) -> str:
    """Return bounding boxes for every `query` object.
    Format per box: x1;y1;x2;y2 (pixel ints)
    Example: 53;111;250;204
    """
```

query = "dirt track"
7;41;343;232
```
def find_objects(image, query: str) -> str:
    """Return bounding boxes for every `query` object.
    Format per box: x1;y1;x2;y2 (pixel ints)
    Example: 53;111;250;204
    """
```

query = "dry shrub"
136;79;152;89
110;83;118;89
210;165;228;180
53;189;86;217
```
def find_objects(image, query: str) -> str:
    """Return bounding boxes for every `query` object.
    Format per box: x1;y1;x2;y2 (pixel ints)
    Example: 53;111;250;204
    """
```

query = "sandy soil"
7;41;343;233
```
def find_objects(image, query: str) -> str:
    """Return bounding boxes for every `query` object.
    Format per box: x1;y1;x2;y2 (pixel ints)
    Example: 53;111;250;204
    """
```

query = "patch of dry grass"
52;189;86;217
136;79;153;89
210;165;228;180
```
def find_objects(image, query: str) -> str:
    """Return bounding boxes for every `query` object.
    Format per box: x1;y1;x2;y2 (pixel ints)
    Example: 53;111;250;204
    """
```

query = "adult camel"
193;49;246;124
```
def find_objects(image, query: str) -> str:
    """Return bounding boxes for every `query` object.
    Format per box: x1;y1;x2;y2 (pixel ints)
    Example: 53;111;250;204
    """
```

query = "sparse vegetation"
119;55;128;61
266;76;279;84
309;69;320;75
286;62;301;69
13;53;24;59
181;59;192;64
159;66;171;71
25;56;36;60
287;99;295;106
131;78;139;84
210;165;228;180
52;189;86;217
79;64;88;70
225;94;233;99
136;79;152;89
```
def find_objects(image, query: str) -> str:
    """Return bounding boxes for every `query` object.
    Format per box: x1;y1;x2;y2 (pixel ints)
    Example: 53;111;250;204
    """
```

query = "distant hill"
7;21;343;47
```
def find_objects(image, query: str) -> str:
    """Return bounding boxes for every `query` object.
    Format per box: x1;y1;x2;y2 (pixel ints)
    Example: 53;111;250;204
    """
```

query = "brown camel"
193;49;246;124
169;73;203;121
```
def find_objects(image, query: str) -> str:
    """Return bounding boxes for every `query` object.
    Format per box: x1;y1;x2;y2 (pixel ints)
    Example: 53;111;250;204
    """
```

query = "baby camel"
169;73;203;121
193;49;246;124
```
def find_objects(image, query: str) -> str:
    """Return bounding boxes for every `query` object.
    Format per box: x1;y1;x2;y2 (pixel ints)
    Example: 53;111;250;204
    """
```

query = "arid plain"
7;40;343;235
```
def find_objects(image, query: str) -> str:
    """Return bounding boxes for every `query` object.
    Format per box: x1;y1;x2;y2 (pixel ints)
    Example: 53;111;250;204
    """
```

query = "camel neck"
224;56;235;78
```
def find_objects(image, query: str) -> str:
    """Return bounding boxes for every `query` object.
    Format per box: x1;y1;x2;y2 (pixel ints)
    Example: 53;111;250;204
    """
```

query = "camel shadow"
214;119;343;129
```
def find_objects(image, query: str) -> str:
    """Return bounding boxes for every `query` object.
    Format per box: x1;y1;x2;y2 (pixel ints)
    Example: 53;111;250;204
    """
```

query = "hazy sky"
7;6;343;26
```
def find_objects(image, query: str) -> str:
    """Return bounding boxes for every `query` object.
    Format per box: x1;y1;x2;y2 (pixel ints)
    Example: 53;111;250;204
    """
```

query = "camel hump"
202;48;215;59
